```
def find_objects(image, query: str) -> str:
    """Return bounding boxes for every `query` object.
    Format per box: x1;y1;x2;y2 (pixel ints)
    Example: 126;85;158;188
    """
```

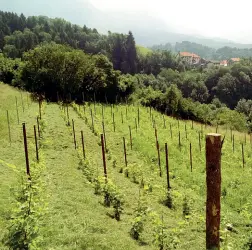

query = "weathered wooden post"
178;131;181;151
190;142;192;172
90;108;94;133
113;113;115;132
6;110;11;144
199;132;202;152
165;143;170;189
185;124;188;139
120;111;123;124
39;100;42;120
138;107;140;126
72;119;77;149
206;133;222;250
157;141;162;177
101;134;107;180
155;128;158;149
129;126;133;149
81;131;86;159
102;121;107;151
123;137;127;168
37;116;40;138
232;135;235;153
66;105;70;126
22;123;30;176
15;96;19;124
242;143;245;168
34;125;39;162
163;115;166;129
82;92;85;103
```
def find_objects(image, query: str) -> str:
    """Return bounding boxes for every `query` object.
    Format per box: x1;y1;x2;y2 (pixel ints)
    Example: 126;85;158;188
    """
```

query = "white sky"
90;0;252;43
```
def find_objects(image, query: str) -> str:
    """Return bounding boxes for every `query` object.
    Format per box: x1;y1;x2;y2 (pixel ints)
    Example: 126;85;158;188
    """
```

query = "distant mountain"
2;0;252;49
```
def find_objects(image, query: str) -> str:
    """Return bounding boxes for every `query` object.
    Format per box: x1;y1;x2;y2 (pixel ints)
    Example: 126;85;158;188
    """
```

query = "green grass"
136;45;152;56
1;83;252;249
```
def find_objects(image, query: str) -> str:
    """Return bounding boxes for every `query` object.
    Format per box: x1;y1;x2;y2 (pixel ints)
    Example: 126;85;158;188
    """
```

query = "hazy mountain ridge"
1;0;252;49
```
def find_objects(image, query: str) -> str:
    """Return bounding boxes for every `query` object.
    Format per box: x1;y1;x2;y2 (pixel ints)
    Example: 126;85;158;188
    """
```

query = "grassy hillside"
1;83;252;249
137;45;153;56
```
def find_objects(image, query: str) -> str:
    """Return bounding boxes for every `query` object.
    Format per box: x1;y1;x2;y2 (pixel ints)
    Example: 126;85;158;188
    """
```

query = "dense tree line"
0;11;140;75
151;41;252;60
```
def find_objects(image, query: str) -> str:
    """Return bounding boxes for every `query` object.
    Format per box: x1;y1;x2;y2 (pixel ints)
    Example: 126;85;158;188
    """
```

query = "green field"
1;82;252;249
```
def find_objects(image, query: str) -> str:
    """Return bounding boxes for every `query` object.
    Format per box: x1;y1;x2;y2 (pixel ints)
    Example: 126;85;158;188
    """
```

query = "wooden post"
83;105;86;115
199;132;201;152
123;137;127;167
178;131;181;151
157;141;162;177
185;124;187;139
39;100;42;120
121;111;123;124
244;134;247;145
66;105;70;126
21;93;24;113
22;123;30;176
81;131;86;159
163;115;166;129
37;116;40;138
242;143;245;168
110;105;113;117
90;109;94;133
206;133;221;250
215;124;218;133
105;94;108;104
231;129;233;142
191;120;194;129
82;92;85;103
15;96;19;124
6;110;11;144
155;128;158;149
165;143;170;189
101;134;107;180
102;121;107;151
113;113;115;132
129;126;133;149
177;119;180;129
170;124;172;138
190;142;192;172
135;118;137;132
138;108;140;126
72;119;77;149
232;135;235;153
94;92;96;114
34;125;39;162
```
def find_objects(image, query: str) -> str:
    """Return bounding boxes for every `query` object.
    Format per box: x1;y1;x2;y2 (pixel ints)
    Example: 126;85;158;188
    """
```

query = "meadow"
1;82;252;249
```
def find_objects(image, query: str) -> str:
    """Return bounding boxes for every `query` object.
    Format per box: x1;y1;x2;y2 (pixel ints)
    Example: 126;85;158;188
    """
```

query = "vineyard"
1;82;252;249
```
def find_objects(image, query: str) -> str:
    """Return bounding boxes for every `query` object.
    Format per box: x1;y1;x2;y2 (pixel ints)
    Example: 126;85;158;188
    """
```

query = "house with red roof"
179;52;201;65
220;60;228;67
229;58;240;65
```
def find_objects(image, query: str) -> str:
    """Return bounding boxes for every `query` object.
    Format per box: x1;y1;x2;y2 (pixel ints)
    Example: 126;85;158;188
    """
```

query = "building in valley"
179;52;201;65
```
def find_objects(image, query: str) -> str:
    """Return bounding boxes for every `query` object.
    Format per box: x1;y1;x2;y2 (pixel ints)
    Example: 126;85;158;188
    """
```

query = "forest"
1;11;252;132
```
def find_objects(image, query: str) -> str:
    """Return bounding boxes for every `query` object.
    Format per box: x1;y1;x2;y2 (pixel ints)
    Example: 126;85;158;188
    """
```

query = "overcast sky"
90;0;252;43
